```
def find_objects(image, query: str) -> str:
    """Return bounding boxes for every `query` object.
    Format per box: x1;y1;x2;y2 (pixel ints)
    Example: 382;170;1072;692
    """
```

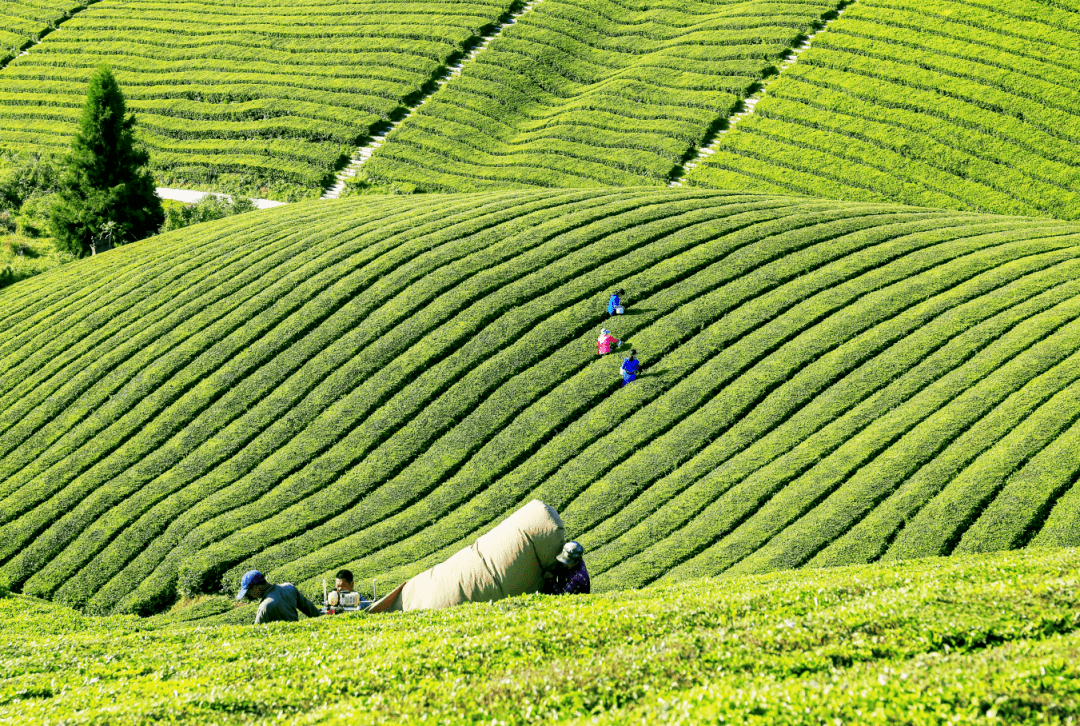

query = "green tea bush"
364;0;844;191
1;548;1079;723
162;194;256;232
0;0;521;199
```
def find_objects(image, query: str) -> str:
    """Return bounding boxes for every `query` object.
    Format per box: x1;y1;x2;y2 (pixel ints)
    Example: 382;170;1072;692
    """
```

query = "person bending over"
236;570;322;624
607;289;625;316
543;541;591;595
597;328;621;355
620;350;641;386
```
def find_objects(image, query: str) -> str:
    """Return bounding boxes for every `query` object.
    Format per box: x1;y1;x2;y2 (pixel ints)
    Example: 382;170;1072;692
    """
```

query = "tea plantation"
685;0;1080;219
2;548;1079;723
361;0;842;191
2;189;1080;619
0;0;523;199
4;0;1080;720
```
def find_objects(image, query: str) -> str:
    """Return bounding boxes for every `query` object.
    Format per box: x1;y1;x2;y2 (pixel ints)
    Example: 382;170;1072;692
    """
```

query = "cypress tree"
50;65;163;256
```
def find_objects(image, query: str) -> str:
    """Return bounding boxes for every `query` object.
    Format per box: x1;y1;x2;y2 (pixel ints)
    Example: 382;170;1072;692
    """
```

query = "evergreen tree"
50;65;163;256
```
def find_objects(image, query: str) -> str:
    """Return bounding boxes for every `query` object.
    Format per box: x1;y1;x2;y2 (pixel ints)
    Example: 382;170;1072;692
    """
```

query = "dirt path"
321;0;544;199
669;2;852;188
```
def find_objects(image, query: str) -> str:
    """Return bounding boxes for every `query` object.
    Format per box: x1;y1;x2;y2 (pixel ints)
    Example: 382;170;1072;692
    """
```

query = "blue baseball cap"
236;570;266;601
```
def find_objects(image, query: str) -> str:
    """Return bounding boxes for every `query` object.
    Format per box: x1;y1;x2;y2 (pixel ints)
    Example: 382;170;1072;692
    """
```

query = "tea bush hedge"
362;0;845;190
0;0;522;199
1;548;1079;724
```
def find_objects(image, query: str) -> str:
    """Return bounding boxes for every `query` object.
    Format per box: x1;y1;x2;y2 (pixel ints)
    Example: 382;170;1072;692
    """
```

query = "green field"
685;0;1080;220
0;0;521;200
6;0;1080;720
2;189;1080;618
4;0;1080;215
2;548;1079;723
0;0;83;65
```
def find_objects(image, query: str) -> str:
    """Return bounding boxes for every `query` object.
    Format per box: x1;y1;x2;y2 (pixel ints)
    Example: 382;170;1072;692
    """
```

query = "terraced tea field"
685;0;1080;220
2;189;1080;615
0;0;521;199
361;0;843;191
0;0;86;65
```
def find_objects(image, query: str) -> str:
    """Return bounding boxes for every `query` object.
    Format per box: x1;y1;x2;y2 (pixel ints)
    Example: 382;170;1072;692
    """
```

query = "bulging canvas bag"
395;500;565;612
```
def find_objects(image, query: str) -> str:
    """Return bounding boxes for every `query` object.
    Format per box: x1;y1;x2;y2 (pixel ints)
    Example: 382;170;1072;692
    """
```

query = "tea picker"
321;568;371;614
607;288;626;316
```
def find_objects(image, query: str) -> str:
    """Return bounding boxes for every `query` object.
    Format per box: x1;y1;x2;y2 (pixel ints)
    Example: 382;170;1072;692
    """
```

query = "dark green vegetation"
49;64;163;255
362;0;842;191
0;151;67;285
685;0;1080;220
1;189;1079;616
2;548;1079;723
0;0;520;200
161;193;256;233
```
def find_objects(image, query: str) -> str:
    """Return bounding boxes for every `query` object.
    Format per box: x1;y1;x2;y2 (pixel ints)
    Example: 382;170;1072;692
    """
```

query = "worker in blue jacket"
620;349;641;386
607;288;625;316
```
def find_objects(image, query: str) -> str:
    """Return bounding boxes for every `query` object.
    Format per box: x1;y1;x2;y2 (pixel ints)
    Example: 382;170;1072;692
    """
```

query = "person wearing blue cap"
236;570;322;625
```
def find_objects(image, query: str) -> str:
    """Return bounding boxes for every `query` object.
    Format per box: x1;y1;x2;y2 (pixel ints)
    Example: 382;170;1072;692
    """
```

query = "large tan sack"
399;500;564;612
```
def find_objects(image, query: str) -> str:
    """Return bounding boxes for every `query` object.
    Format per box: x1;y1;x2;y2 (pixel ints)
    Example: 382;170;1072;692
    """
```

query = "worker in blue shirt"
620;349;640;386
607;288;625;316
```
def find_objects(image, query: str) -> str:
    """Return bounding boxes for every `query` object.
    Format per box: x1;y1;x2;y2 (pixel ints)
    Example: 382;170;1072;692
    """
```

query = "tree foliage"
49;65;163;256
162;194;255;232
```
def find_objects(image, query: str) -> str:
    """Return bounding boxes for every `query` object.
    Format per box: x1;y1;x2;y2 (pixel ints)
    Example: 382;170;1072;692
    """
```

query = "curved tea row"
363;0;844;191
0;0;518;199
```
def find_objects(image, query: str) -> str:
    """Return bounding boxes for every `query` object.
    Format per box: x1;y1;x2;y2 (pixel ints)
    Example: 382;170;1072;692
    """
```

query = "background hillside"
4;0;1080;220
685;0;1080;219
2;189;1080;613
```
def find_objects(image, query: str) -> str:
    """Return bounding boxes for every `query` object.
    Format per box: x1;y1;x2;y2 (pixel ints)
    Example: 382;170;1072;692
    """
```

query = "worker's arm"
296;589;323;618
254;600;272;625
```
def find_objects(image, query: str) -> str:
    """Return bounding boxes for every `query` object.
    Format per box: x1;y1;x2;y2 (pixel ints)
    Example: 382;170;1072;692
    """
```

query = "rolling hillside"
0;0;80;65
2;189;1080;614
684;0;1080;220
5;0;1080;217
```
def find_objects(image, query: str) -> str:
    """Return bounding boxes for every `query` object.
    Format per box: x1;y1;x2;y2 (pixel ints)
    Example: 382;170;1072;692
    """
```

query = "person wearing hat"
597;328;621;355
542;541;591;595
236;570;322;624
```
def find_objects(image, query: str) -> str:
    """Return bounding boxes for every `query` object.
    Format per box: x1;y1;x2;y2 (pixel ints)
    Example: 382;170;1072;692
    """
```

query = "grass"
0;189;1079;617
1;547;1079;723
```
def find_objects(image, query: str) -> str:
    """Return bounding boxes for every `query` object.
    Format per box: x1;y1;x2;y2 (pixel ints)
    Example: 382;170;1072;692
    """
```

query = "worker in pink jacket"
597;328;620;355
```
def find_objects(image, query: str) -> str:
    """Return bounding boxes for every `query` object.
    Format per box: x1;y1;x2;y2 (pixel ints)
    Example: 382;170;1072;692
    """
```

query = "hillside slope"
2;189;1080;615
685;0;1080;220
0;0;81;65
